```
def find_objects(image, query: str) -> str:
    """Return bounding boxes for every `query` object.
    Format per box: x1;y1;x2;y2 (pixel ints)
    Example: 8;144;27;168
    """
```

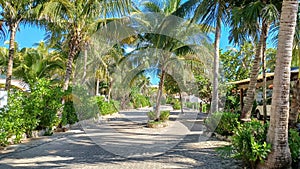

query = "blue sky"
1;24;233;49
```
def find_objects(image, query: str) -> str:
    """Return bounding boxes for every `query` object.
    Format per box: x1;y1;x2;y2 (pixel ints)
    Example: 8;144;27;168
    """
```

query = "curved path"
0;108;242;169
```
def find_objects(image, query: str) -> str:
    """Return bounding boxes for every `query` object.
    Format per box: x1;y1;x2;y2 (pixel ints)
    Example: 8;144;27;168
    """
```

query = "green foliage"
225;93;240;113
61;101;78;126
186;102;198;109
172;100;181;110
92;96;118;116
219;120;271;168
0;79;63;146
130;87;151;108
147;111;156;120
159;110;170;122
27;79;62;131
167;97;181;110
194;74;211;103
166;96;173;104
289;129;300;163
0;91;26;146
147;110;170;122
164;74;180;95
133;94;150;108
61;87;79;126
72;85;98;120
251;100;257;116
205;112;240;136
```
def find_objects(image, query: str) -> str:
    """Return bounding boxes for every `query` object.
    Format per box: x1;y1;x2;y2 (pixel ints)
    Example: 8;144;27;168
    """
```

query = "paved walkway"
0;108;242;169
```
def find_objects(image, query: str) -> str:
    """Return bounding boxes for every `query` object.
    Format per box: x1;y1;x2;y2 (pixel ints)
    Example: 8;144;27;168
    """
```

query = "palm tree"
229;0;280;120
179;0;231;113
137;0;212;119
257;0;298;168
13;42;64;85
0;0;41;90
39;0;131;92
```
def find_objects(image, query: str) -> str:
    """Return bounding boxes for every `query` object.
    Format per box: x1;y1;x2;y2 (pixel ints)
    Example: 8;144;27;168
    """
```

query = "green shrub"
72;85;98;120
147;111;156;120
205;112;240;136
92;96;118;116
218;120;271;169
131;94;150;108
225;95;240;112
100;101;116;115
186;102;198;109
130;88;151;108
27;79;62;131
160;111;170;121
166;97;181;110
202;103;209;113
62;101;78;126
0;91;26;145
173;100;181;110
204;104;210;113
166;96;173;104
289;129;300;163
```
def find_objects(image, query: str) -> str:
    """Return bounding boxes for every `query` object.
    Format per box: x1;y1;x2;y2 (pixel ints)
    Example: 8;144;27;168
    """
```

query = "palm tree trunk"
155;68;166;120
96;77;100;95
262;29;268;123
241;20;270;120
5;23;18;91
81;42;88;85
107;77;113;102
211;12;221;113
258;1;298;168
289;79;300;128
63;36;80;91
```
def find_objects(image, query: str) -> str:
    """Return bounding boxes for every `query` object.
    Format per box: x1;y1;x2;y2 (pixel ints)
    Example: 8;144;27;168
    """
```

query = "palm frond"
143;1;162;13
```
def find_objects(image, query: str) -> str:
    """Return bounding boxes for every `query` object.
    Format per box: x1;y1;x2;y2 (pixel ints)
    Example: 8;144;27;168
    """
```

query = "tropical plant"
159;110;170;122
13;42;64;84
133;0;211;120
288;128;300;165
258;1;298;168
147;111;156;121
39;0;132;92
205;112;240;136
219;120;271;169
180;0;232;113
220;42;255;82
0;47;8;75
164;73;183;112
0;0;41;90
230;0;281;120
0;90;26;145
27;79;63;132
92;95;118;116
0;78;63;145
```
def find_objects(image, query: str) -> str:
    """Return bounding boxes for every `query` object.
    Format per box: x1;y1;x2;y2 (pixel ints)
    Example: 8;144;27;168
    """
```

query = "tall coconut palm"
39;0;131;92
179;0;231;113
257;0;298;168
0;0;41;90
138;0;212;119
229;0;280;120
